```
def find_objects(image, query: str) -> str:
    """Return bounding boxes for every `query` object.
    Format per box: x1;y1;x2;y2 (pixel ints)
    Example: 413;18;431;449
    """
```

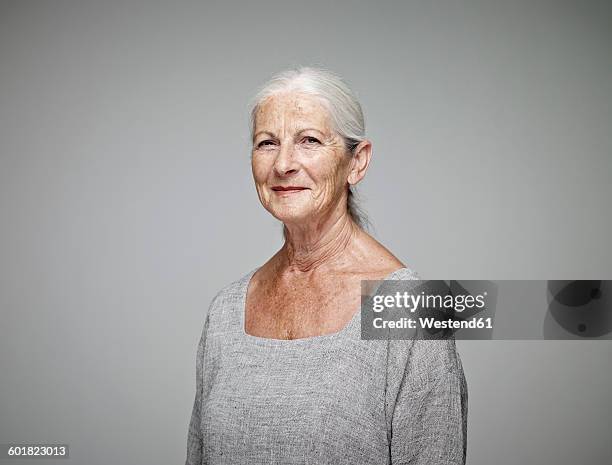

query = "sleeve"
185;308;211;465
388;337;468;465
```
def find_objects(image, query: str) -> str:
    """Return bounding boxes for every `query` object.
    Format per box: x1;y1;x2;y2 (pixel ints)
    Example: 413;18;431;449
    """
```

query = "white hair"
248;66;370;230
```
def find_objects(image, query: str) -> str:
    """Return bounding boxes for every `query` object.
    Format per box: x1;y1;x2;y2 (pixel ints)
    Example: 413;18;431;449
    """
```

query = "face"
251;92;354;227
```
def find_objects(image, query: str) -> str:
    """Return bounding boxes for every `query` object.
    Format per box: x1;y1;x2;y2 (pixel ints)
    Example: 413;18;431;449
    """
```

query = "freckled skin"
251;92;352;229
246;91;404;340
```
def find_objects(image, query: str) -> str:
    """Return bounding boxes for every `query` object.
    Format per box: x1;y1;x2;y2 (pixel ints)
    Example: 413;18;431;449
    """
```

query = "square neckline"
239;266;410;346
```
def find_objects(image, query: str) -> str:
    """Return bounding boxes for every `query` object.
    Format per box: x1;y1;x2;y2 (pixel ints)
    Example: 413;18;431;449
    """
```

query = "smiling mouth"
271;186;308;192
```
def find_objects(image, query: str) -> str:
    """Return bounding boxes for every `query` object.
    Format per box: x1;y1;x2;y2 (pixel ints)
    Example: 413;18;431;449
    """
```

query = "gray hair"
249;66;370;231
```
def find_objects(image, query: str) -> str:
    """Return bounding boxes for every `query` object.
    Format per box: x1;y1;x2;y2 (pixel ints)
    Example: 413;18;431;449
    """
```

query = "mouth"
271;186;309;194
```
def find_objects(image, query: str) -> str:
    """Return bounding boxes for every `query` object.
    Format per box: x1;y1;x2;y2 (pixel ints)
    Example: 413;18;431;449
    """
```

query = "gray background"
1;0;611;464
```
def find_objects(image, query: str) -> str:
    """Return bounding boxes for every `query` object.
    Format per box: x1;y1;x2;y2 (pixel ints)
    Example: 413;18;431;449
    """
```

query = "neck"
281;210;358;273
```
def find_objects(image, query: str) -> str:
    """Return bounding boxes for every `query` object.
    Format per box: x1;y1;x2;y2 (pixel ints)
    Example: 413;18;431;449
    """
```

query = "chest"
244;277;363;339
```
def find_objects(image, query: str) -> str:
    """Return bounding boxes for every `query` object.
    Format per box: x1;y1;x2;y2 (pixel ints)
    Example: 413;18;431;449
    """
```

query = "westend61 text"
372;317;494;330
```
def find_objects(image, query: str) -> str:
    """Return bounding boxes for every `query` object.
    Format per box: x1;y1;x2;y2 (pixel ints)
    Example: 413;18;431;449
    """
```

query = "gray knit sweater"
186;267;468;464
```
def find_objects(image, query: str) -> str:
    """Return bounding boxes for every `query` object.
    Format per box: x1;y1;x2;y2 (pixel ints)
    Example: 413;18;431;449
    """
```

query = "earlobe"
347;163;364;185
347;155;362;185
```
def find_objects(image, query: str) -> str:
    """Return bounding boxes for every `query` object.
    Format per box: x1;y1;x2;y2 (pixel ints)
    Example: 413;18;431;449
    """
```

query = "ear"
347;140;372;185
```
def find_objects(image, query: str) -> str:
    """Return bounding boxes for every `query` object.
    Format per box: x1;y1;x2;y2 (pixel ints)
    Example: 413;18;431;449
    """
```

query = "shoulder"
392;266;422;281
383;269;464;385
203;267;257;325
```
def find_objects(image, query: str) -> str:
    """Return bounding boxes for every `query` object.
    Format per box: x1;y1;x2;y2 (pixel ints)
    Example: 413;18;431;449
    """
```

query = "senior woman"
186;67;467;464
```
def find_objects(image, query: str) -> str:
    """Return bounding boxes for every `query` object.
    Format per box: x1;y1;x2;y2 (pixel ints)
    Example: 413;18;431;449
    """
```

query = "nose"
273;142;299;177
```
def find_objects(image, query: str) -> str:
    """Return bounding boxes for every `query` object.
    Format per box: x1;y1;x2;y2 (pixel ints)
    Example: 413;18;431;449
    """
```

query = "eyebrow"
253;130;276;141
253;128;327;141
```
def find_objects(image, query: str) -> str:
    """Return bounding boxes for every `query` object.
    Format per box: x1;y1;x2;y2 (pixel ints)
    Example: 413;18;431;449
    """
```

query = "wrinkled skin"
251;91;360;237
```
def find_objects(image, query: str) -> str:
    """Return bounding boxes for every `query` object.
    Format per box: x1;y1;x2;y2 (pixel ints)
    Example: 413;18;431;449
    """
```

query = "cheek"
251;154;271;183
307;156;349;196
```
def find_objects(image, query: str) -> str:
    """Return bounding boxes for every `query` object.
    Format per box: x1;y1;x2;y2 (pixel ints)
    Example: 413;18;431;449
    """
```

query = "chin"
267;204;313;225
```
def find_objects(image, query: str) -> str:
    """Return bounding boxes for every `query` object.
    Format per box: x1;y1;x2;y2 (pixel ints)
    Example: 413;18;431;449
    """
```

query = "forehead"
254;92;332;131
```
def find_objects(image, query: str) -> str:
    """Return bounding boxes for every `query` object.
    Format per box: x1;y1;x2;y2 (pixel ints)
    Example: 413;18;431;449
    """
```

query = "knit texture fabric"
186;267;468;464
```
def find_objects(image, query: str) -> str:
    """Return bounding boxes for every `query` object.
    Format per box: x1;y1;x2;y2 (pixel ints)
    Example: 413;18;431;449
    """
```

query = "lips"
271;186;308;192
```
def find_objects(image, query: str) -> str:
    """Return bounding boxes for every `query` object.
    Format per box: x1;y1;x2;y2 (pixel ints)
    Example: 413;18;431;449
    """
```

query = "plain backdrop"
1;1;611;464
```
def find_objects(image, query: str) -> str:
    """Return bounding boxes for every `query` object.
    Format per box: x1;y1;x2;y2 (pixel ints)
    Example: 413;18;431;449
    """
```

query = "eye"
302;136;321;145
256;139;276;148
